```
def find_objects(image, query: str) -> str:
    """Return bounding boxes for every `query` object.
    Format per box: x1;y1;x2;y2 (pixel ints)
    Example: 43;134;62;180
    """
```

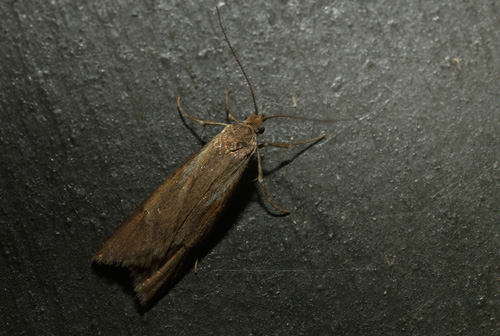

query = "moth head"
244;113;266;134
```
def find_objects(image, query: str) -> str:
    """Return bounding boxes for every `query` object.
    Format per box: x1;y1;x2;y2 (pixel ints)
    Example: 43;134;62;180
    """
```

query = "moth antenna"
263;114;333;122
216;7;259;115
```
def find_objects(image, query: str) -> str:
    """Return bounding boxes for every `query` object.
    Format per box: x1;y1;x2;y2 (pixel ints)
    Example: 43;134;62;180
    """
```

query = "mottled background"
1;1;499;335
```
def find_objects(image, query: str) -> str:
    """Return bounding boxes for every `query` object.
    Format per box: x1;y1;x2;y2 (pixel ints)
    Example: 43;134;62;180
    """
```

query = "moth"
92;8;325;308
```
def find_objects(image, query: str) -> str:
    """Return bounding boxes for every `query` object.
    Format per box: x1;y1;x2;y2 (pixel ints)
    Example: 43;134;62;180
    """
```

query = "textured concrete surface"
1;1;499;335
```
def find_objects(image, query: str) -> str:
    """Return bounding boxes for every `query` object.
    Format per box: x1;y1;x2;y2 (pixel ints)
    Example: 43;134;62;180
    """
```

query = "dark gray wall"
1;1;499;335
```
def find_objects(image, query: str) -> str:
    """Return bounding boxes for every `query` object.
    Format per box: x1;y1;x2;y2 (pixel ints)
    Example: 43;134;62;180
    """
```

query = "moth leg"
256;146;291;214
259;134;325;149
255;134;325;213
177;96;230;138
225;89;240;123
194;258;199;275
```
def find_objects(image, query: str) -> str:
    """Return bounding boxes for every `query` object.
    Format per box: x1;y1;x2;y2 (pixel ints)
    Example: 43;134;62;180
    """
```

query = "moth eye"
258;127;265;134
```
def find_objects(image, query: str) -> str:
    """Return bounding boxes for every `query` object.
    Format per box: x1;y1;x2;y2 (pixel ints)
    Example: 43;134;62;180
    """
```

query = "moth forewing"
93;123;259;305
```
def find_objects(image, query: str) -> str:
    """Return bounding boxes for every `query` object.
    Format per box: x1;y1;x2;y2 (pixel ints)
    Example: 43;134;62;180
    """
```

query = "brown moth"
92;7;325;308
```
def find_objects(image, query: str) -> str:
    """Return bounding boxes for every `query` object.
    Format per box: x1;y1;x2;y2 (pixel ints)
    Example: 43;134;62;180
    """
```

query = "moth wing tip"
91;252;124;267
91;253;103;263
136;292;150;307
132;277;154;308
